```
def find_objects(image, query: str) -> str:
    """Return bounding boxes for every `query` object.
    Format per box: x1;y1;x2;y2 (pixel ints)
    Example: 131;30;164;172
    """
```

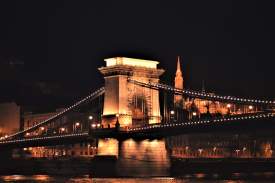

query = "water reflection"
1;174;53;182
1;174;275;183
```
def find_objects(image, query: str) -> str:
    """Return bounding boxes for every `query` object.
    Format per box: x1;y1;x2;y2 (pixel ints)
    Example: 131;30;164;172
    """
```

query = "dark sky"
0;1;274;109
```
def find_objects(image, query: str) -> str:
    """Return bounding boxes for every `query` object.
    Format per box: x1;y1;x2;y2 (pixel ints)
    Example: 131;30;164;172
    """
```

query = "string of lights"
127;78;275;106
4;87;105;140
128;113;275;132
0;132;89;145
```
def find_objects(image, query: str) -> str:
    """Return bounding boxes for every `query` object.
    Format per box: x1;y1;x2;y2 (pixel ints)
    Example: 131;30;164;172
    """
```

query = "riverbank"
171;158;275;175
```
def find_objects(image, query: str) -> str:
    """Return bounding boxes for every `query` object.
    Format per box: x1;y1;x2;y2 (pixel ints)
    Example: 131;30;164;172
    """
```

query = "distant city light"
75;122;80;126
91;124;96;128
40;127;45;131
170;110;175;115
88;116;93;120
227;104;231;108
192;112;197;116
248;105;253;110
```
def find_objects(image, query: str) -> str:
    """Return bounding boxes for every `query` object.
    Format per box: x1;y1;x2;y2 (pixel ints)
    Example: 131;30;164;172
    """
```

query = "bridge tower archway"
98;57;164;128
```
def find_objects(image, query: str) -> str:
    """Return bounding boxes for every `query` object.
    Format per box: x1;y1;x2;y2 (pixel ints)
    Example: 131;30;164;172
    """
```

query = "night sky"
0;1;274;110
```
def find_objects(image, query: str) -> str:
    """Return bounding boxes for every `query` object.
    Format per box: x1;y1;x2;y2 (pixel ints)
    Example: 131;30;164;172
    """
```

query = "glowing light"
170;110;175;115
192;112;197;116
227;104;231;108
40;127;45;131
105;57;159;69
97;123;101;128
248;105;253;110
88;116;93;120
91;124;96;128
75;122;80;127
60;128;65;132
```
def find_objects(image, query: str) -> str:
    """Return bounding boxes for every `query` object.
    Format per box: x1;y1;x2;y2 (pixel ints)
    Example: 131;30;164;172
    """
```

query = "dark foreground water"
1;173;275;183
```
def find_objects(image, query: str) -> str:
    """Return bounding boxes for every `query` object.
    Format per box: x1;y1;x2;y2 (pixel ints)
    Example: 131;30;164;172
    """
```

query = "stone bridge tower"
98;57;165;127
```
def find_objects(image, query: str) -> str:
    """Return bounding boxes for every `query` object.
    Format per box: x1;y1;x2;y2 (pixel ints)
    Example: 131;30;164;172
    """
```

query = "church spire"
174;56;184;107
176;56;182;76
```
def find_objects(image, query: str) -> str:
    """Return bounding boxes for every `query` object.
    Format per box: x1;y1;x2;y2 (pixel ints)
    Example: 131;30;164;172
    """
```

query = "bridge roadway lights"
0;113;274;148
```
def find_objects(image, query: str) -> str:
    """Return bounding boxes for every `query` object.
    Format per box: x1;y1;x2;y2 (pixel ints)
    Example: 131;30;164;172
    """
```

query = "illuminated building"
174;56;184;107
172;57;258;118
0;102;20;138
166;133;274;158
22;110;97;158
99;57;165;127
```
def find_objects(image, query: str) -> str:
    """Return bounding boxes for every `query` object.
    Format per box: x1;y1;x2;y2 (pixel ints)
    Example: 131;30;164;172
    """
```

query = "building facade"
0;102;20;139
22;110;97;158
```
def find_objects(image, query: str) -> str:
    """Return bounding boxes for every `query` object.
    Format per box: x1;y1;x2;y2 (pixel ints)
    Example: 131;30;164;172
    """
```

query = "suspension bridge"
0;57;274;150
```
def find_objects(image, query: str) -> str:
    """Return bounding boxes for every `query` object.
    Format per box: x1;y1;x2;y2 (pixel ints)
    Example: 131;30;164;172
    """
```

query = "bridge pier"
96;138;171;177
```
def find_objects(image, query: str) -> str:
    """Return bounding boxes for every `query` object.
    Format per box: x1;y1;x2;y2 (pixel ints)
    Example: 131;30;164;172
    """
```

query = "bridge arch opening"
131;94;149;126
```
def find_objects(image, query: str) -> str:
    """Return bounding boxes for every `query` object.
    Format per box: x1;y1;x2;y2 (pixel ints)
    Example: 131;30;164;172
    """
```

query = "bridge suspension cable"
5;87;105;140
128;78;275;106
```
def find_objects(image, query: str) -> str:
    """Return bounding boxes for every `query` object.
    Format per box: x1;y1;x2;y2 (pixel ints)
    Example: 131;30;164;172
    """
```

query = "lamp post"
115;114;120;130
88;115;93;130
170;110;175;122
74;122;81;133
60;127;66;134
227;104;231;115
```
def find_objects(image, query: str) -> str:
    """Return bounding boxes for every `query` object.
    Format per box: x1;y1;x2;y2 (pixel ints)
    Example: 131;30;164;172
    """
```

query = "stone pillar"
116;139;171;177
98;57;164;128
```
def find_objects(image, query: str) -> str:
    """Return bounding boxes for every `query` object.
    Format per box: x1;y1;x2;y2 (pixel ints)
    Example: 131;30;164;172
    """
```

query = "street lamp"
198;148;203;156
192;112;197;116
60;127;66;133
40;127;45;131
235;149;240;157
227;104;231;114
91;124;96;128
170;110;175;122
89;116;93;120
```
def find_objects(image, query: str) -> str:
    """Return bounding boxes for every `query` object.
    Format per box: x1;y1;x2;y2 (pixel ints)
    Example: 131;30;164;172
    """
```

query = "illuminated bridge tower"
98;57;165;128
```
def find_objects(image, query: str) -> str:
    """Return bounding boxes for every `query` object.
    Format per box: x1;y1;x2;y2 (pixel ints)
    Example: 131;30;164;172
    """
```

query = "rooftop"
104;57;159;69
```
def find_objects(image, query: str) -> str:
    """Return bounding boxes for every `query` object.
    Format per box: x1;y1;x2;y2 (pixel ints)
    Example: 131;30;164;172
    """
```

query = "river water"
1;174;275;183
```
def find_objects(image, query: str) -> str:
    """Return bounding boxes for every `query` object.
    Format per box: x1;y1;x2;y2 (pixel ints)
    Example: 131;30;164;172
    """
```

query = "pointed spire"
176;56;182;76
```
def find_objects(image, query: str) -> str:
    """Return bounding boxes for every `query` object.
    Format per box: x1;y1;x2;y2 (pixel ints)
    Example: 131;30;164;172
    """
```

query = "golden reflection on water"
117;139;170;176
1;174;52;181
0;176;274;183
